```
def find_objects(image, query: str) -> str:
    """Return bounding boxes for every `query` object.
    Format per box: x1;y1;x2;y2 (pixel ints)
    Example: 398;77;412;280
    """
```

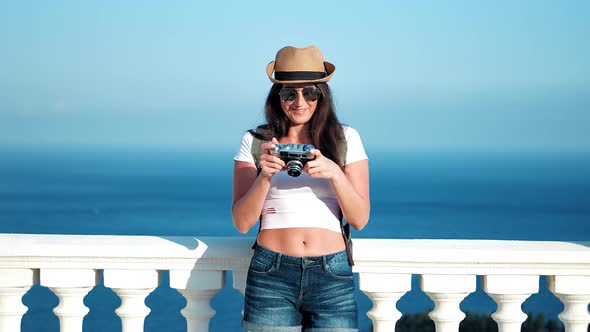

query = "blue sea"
1;146;589;331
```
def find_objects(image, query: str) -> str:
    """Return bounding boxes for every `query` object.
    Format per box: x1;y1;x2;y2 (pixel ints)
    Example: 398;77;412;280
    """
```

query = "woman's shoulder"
240;130;255;144
341;125;362;141
233;130;256;163
340;125;368;164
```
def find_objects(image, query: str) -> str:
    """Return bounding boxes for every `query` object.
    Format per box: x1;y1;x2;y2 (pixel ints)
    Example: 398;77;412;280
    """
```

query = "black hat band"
274;71;326;81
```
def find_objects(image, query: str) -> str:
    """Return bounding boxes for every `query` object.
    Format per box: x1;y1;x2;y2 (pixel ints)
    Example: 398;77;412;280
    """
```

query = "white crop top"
233;126;368;233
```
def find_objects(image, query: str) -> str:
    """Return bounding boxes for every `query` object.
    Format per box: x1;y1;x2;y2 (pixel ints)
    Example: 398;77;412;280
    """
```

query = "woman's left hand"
304;149;343;180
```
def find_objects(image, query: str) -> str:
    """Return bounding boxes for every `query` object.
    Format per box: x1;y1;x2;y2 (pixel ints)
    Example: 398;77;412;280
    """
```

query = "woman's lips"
290;108;307;114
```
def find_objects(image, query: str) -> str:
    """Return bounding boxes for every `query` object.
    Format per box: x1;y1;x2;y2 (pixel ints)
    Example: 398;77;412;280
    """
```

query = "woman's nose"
294;91;306;106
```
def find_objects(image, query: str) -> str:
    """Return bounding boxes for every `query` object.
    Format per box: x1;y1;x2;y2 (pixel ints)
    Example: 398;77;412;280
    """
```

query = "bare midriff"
257;228;346;257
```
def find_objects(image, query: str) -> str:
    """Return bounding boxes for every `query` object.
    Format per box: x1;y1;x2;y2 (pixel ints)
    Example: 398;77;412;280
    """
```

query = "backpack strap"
337;131;348;168
341;222;354;266
337;127;353;265
248;125;273;171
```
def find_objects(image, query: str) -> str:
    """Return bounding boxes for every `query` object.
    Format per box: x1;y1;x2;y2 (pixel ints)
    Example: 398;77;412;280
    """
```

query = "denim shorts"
242;246;358;332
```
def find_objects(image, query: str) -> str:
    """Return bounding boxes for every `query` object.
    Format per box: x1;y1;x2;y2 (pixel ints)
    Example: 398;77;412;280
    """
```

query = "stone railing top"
0;234;252;258
1;234;589;275
352;238;590;275
0;234;254;270
353;239;590;263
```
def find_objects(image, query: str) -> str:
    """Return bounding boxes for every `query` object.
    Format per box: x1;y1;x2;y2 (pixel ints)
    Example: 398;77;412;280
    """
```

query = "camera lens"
286;160;304;177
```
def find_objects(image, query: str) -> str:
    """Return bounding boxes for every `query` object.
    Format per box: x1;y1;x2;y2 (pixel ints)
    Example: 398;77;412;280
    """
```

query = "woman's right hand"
259;137;285;178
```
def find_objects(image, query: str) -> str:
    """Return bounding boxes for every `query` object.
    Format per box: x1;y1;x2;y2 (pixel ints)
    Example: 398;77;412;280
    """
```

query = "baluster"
483;275;538;332
41;269;98;332
358;273;412;332
170;270;225;332
548;275;590;332
103;269;159;332
232;269;247;297
232;269;248;317
0;268;36;332
421;274;476;332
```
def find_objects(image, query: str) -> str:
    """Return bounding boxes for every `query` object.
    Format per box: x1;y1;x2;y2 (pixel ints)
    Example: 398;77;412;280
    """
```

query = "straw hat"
266;45;336;84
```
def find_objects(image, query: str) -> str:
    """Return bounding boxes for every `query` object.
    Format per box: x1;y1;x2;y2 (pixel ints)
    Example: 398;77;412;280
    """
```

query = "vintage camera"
269;143;315;177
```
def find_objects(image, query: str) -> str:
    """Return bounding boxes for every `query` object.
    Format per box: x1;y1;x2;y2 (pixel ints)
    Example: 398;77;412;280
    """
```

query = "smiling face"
279;83;319;127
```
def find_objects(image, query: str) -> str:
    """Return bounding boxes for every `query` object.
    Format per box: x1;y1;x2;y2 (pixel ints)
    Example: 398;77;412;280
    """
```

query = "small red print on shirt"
261;207;277;215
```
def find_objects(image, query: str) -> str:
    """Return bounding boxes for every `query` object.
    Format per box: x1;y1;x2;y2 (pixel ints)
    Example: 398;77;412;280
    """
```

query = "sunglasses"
278;87;322;102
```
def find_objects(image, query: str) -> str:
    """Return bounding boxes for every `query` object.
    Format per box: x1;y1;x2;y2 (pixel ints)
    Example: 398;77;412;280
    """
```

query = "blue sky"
1;1;588;152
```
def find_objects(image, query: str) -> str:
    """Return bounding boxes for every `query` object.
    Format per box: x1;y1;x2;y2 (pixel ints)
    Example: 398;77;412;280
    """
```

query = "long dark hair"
258;82;345;166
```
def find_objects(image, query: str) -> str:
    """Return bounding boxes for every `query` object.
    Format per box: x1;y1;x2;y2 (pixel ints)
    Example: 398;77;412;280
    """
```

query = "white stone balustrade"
421;274;476;331
548;275;590;332
0;269;36;332
482;275;539;332
0;234;589;332
40;268;98;332
359;273;412;331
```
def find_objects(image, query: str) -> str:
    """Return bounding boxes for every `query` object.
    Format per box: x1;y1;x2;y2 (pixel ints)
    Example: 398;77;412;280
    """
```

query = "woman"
232;45;370;332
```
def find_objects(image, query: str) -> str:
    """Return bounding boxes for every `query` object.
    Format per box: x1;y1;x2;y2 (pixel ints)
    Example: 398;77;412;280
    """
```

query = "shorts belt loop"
322;255;328;271
275;253;282;269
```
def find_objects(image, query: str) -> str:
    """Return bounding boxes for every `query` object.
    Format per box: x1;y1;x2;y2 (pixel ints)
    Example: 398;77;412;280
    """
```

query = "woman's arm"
331;159;370;230
231;161;269;234
305;150;370;231
231;140;285;234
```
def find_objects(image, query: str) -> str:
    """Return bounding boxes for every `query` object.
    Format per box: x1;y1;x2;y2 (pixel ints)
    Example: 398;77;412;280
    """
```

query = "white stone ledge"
1;234;590;332
352;239;590;275
353;239;590;264
0;234;253;270
1;234;589;276
0;234;253;258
